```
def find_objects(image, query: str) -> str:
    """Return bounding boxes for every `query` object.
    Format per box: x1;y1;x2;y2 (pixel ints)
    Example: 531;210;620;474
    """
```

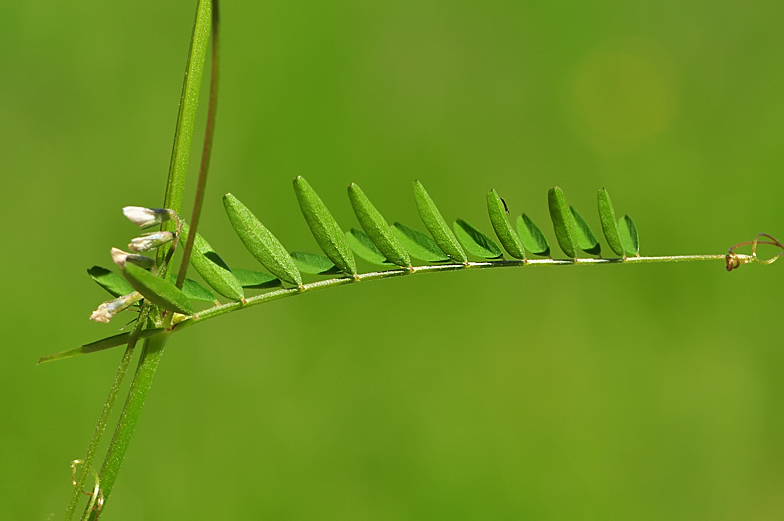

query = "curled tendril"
726;233;784;271
71;460;104;515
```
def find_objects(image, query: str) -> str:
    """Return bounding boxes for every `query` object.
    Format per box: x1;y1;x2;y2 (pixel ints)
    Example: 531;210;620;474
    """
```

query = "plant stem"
64;304;152;521
176;0;220;289
175;253;748;329
85;332;173;521
157;0;213;272
80;1;216;517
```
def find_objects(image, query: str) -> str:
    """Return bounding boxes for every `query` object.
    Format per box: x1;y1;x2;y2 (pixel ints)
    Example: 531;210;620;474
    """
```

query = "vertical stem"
157;0;213;271
63;304;152;521
176;0;221;289
67;1;214;518
82;1;218;518
86;332;173;521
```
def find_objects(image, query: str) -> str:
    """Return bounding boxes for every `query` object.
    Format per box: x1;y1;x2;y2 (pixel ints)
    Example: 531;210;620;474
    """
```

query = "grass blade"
293;176;357;276
413;180;467;263
38;329;165;364
486;189;525;259
348;183;411;267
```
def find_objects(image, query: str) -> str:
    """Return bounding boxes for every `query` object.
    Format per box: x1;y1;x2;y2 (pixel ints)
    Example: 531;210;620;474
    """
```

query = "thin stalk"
176;253;748;329
157;0;213;270
48;252;770;367
86;332;173;521
176;0;220;289
64;304;152;521
81;1;217;517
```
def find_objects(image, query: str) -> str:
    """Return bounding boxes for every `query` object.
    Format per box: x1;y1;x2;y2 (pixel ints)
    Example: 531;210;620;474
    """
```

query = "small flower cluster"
89;206;179;323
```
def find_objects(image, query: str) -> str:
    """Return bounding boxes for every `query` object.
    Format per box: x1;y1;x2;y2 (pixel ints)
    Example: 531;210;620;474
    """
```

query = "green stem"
176;0;220;289
176;253;746;329
157;0;213;271
86;332;173;521
64;304;152;521
82;1;216;517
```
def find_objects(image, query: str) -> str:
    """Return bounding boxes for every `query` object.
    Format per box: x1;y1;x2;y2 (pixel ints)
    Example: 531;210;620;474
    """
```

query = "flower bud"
111;247;155;269
122;206;176;229
90;291;143;323
128;231;175;252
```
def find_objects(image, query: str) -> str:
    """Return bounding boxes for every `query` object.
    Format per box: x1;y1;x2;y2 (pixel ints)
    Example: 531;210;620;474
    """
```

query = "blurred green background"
2;1;783;519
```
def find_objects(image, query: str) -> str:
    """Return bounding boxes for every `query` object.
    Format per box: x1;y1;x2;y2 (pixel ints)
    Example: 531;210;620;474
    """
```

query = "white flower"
111;247;129;267
122;206;175;228
90;306;113;323
111;248;154;269
89;292;143;323
129;231;174;252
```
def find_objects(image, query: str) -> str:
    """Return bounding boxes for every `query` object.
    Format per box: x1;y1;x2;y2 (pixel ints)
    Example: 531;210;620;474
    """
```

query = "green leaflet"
391;222;450;262
38;328;166;364
347;183;411;267
121;263;195;315
453;218;504;259
346;228;394;266
413;180;468;263
516;214;551;257
486;189;525;259
597;188;625;257
619;215;640;256
232;268;281;289
182;278;217;302
293;176;357;276
182;222;245;301
223;193;303;286
547;187;578;258
570;206;601;256
290;251;341;275
88;266;135;297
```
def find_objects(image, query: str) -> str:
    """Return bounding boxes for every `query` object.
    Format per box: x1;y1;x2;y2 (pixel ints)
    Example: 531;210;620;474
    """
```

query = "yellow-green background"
2;1;783;519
